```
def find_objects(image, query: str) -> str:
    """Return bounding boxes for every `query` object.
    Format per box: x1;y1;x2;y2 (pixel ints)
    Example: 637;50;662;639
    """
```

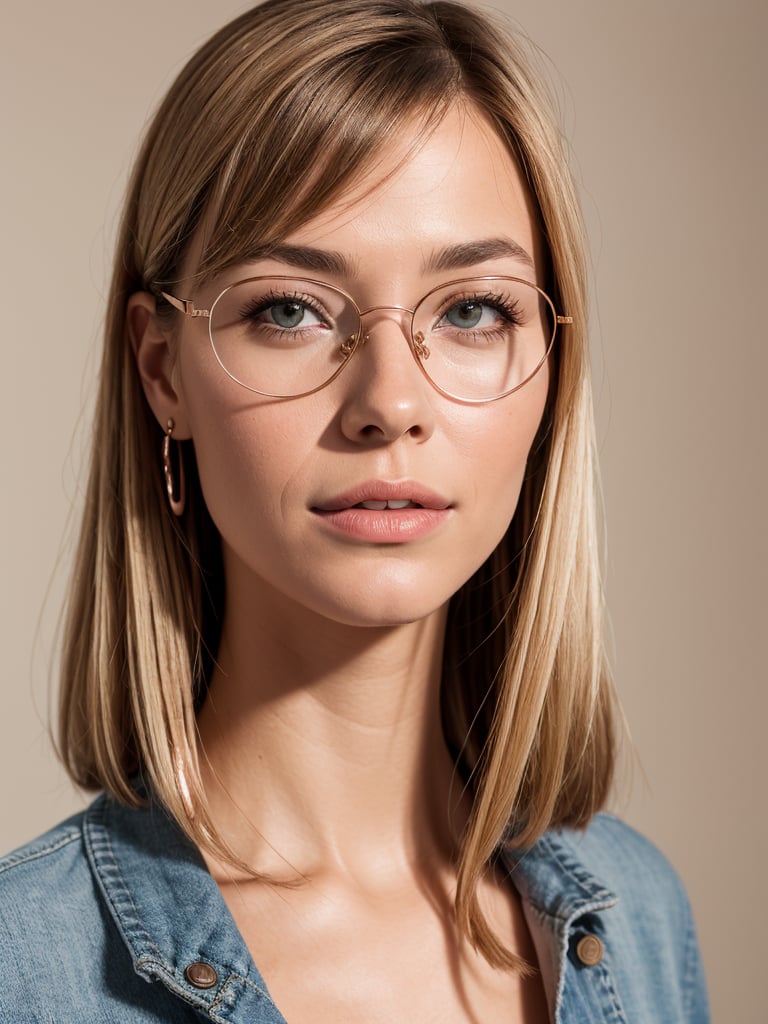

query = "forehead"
277;104;542;281
185;103;543;290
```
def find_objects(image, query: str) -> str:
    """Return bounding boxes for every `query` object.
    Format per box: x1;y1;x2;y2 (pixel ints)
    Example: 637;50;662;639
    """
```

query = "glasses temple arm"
159;291;210;318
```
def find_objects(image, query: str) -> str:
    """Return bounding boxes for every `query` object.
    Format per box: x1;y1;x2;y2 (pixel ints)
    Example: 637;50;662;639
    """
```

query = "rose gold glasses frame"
160;275;573;404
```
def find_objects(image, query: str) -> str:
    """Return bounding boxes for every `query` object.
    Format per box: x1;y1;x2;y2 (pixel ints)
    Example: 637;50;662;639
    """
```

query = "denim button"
576;934;603;966
184;962;218;988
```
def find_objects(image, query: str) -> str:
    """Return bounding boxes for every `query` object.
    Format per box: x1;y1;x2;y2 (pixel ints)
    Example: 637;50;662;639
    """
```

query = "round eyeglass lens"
207;275;556;400
411;277;555;401
208;277;360;396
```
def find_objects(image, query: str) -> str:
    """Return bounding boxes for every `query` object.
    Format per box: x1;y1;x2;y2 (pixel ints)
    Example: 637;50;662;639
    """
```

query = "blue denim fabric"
0;792;709;1022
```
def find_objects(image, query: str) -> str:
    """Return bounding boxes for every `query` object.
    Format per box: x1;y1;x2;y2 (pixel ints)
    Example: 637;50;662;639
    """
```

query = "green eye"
270;301;311;328
445;300;484;329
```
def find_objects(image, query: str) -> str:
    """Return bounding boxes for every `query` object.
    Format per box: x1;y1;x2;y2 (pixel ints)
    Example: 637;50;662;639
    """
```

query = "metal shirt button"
575;934;604;966
184;962;219;989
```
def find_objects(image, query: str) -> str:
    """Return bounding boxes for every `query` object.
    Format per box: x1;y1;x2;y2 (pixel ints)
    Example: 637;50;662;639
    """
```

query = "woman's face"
165;105;549;628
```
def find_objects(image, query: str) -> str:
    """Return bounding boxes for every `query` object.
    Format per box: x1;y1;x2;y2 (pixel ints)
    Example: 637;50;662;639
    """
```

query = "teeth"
357;499;418;510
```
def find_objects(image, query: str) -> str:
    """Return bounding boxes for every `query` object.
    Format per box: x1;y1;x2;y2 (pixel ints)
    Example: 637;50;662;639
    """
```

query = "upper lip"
312;480;452;511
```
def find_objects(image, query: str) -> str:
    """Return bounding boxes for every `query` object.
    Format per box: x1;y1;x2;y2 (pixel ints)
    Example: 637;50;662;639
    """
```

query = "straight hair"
58;0;616;971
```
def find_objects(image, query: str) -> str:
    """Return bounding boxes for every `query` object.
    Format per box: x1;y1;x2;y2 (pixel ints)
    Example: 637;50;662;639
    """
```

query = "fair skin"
130;105;551;1023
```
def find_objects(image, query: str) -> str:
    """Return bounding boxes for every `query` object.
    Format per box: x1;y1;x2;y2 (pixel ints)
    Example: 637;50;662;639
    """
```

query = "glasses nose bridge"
356;302;416;344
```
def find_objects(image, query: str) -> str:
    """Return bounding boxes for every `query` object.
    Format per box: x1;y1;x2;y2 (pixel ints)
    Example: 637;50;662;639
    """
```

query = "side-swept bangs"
59;0;615;974
134;0;476;293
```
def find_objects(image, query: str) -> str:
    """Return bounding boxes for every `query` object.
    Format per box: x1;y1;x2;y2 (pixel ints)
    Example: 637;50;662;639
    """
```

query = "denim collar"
500;830;618;921
84;791;287;1022
500;832;618;1017
84;791;617;1022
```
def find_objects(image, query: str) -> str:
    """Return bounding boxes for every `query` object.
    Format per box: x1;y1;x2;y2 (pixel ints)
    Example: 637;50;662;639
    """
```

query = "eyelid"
240;288;325;313
436;289;516;313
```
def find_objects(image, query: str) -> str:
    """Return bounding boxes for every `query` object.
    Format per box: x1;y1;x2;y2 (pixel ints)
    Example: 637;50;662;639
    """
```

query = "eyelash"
446;292;524;323
235;288;527;340
238;290;329;326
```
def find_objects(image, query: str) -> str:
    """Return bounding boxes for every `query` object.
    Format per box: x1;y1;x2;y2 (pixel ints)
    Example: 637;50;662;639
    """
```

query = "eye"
252;298;325;330
438;294;524;334
442;299;497;330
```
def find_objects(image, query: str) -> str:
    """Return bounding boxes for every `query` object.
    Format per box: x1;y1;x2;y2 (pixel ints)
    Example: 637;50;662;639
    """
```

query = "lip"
311;480;452;543
312;480;451;513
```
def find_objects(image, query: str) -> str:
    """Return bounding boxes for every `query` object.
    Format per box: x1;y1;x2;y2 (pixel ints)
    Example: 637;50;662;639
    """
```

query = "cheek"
419;373;548;615
456;363;548;505
178;355;317;534
191;407;314;525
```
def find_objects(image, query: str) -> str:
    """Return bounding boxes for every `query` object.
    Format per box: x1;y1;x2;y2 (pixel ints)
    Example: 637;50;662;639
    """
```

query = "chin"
298;581;454;630
225;541;487;631
325;605;445;630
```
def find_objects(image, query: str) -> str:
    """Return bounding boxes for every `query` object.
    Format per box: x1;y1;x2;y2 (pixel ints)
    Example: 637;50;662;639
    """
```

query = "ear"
127;292;192;439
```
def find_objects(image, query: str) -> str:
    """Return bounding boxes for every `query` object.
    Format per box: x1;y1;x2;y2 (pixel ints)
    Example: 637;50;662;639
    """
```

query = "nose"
337;310;436;445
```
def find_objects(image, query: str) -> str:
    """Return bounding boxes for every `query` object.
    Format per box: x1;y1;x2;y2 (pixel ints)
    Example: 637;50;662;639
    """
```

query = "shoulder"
539;813;698;951
0;801;195;1022
540;814;709;1022
560;813;691;908
0;807;128;1018
0;815;97;1009
0;811;91;911
505;814;709;1022
0;811;105;960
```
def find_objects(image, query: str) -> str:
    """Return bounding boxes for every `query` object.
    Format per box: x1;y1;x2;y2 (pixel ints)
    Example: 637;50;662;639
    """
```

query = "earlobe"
127;292;192;438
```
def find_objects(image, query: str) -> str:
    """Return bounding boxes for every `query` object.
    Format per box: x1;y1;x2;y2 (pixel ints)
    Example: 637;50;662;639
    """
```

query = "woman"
0;0;708;1020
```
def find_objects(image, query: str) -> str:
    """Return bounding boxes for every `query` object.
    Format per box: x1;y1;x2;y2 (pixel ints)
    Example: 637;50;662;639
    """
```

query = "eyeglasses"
161;275;572;403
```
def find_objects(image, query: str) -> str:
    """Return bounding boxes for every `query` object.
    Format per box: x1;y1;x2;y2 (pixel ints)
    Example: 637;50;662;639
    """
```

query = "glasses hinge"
160;292;210;318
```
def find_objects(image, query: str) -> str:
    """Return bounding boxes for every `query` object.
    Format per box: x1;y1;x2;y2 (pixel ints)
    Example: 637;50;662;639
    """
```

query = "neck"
196;574;465;883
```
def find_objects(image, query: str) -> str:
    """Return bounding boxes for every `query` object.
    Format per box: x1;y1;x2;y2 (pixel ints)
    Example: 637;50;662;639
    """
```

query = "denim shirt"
0;791;709;1023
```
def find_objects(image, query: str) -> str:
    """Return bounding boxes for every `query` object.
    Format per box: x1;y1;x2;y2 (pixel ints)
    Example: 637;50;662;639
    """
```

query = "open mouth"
353;499;423;510
310;480;452;542
312;480;451;515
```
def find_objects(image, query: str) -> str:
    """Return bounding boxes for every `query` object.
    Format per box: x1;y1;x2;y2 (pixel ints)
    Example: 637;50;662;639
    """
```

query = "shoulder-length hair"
58;0;616;971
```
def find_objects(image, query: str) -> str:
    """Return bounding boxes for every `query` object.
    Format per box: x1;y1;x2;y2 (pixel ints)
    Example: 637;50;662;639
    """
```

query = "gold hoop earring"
162;418;186;516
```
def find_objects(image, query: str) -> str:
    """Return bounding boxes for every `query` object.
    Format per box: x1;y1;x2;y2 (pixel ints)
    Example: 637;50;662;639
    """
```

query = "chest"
217;874;550;1024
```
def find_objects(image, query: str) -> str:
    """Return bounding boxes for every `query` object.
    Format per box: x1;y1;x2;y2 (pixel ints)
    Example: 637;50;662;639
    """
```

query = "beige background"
2;1;765;1019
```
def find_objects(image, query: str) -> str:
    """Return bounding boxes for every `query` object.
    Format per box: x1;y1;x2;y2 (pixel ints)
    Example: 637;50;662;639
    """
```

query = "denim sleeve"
576;815;711;1024
680;875;710;1024
0;820;195;1023
606;815;712;1024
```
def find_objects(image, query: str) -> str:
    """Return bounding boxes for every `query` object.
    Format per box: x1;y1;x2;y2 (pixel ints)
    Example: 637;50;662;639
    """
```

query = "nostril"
359;423;384;439
358;420;424;440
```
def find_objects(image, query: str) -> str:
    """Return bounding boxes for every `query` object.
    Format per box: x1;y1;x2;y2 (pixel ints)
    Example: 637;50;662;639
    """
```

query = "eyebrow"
246;243;357;277
426;237;536;274
246;235;535;278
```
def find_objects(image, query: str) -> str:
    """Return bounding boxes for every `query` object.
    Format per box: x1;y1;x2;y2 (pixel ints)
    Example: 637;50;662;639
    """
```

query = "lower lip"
313;507;451;542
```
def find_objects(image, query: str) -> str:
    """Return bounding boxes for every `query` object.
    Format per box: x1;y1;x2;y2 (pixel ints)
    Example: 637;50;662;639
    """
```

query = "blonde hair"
59;0;616;971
